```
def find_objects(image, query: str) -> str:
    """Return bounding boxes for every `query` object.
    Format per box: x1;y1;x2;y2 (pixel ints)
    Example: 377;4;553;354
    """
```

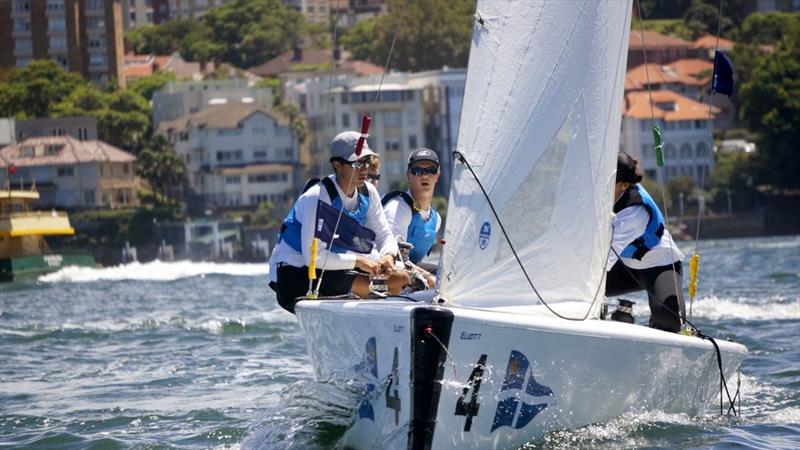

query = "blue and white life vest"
279;177;375;254
613;184;665;260
382;191;439;264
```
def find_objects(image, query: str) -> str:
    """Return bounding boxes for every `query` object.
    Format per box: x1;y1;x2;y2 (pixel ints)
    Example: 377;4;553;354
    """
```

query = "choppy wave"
690;296;800;321
38;260;268;283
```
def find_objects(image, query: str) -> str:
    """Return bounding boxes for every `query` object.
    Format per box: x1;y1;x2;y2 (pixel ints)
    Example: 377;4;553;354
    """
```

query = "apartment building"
1;0;126;87
0;135;139;208
121;0;155;29
619;90;718;188
157;103;298;207
152;79;274;129
151;0;230;22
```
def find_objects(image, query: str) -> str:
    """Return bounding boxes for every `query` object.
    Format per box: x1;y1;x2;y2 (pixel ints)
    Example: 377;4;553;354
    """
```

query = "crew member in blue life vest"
268;131;406;313
606;152;686;332
382;148;442;288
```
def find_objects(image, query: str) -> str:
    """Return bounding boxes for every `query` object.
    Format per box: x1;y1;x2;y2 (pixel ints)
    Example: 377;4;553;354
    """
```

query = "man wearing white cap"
269;131;404;313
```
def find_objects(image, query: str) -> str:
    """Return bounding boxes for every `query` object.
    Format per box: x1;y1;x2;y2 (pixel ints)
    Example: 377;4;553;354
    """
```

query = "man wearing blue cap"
382;148;442;287
269;131;405;313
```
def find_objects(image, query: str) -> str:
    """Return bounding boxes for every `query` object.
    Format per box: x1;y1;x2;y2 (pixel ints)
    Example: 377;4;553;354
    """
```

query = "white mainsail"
440;0;633;310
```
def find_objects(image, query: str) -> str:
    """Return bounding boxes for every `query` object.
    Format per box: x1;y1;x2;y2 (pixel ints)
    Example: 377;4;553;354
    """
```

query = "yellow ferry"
0;188;94;281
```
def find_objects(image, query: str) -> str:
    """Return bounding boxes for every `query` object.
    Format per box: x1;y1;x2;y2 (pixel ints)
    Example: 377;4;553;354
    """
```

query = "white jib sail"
440;0;632;311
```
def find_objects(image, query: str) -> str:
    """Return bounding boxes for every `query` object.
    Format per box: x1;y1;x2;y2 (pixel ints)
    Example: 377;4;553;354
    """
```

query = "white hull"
296;299;746;450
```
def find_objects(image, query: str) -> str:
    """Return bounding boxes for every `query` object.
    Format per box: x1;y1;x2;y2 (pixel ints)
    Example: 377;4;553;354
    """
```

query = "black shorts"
271;264;355;314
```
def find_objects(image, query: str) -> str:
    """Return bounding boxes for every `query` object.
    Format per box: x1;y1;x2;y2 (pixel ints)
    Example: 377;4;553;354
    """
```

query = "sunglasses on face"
335;156;373;169
367;173;381;181
409;166;438;176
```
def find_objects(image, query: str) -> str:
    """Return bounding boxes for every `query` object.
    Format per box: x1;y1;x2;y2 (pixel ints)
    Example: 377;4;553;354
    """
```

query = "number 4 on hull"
454;354;488;432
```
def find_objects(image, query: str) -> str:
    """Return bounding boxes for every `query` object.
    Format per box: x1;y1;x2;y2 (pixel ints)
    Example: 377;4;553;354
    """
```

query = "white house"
158;103;298;208
0;136;138;209
620;90;718;187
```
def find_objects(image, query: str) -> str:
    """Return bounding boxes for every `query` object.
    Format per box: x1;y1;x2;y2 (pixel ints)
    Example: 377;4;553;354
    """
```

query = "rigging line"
316;1;407;291
689;0;726;321
634;0;683;324
452;151;608;321
368;0;409;116
609;244;739;416
325;0;343;122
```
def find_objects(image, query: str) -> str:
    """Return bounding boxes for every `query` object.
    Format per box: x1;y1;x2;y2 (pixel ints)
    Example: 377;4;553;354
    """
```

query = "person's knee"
650;295;682;332
388;272;411;294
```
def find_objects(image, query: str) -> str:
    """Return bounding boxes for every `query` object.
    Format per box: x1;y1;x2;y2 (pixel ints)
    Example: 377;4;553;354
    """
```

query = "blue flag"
711;50;735;97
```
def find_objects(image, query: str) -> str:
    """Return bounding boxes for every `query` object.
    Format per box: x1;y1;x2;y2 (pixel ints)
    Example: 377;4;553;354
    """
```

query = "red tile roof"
691;35;735;50
624;90;719;121
625;59;714;90
629;30;691;50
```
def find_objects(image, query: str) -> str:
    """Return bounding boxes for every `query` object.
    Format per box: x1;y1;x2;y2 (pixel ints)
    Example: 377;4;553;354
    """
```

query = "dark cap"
408;147;439;167
617;151;642;183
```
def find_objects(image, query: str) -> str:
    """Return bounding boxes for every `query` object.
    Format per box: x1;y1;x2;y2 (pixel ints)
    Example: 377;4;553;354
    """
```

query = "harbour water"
1;236;798;449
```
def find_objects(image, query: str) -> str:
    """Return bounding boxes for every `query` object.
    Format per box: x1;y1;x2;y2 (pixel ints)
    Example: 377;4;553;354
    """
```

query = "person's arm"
366;184;400;259
383;197;412;241
607;206;649;267
299;187;357;271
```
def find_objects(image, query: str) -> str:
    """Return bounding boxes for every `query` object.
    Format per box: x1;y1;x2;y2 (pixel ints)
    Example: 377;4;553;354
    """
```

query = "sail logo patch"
491;350;554;432
479;222;491;249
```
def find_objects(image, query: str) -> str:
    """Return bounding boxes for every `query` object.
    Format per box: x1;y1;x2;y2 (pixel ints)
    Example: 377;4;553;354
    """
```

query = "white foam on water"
37;260;268;283
690;295;800;321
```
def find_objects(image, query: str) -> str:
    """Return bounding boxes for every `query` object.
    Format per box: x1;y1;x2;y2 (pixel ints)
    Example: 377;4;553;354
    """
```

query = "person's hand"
355;256;381;276
378;254;396;274
424;273;436;289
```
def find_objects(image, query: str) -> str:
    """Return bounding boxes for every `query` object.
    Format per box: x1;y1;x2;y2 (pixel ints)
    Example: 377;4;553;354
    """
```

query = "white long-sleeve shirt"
383;191;440;241
269;175;398;282
608;205;685;270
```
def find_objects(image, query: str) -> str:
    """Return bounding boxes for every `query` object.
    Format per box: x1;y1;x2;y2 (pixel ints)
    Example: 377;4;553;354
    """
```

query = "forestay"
440;0;632;311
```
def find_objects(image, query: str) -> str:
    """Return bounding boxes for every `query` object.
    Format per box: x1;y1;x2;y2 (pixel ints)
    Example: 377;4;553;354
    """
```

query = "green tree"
277;103;308;144
340;17;377;61
128;70;176;101
125;19;200;54
52;84;108;117
356;0;475;72
683;0;734;39
137;135;187;203
734;11;800;45
739;27;800;190
192;0;304;68
2;60;85;118
98;90;151;152
0;82;24;117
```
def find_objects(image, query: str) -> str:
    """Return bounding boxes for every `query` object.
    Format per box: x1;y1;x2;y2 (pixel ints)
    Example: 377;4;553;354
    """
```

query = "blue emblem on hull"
491;350;554;432
354;336;378;421
479;222;491;249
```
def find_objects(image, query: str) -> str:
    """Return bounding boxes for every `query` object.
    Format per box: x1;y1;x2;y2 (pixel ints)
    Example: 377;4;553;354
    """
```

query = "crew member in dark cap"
269;131;407;313
381;148;442;288
606;151;686;333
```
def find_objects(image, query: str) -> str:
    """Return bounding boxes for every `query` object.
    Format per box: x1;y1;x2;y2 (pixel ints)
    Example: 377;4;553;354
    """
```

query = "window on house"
383;111;401;127
664;143;676;158
409;135;417;149
385;139;400;151
84;190;95;204
15;39;33;54
342;113;350;128
225;176;240;184
641;144;650;158
680;143;692;158
696;142;709;158
58;167;75;177
48;17;66;31
123;163;130;174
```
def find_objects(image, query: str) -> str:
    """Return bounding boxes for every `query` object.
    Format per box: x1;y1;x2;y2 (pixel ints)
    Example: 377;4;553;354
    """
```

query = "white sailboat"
294;1;747;449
